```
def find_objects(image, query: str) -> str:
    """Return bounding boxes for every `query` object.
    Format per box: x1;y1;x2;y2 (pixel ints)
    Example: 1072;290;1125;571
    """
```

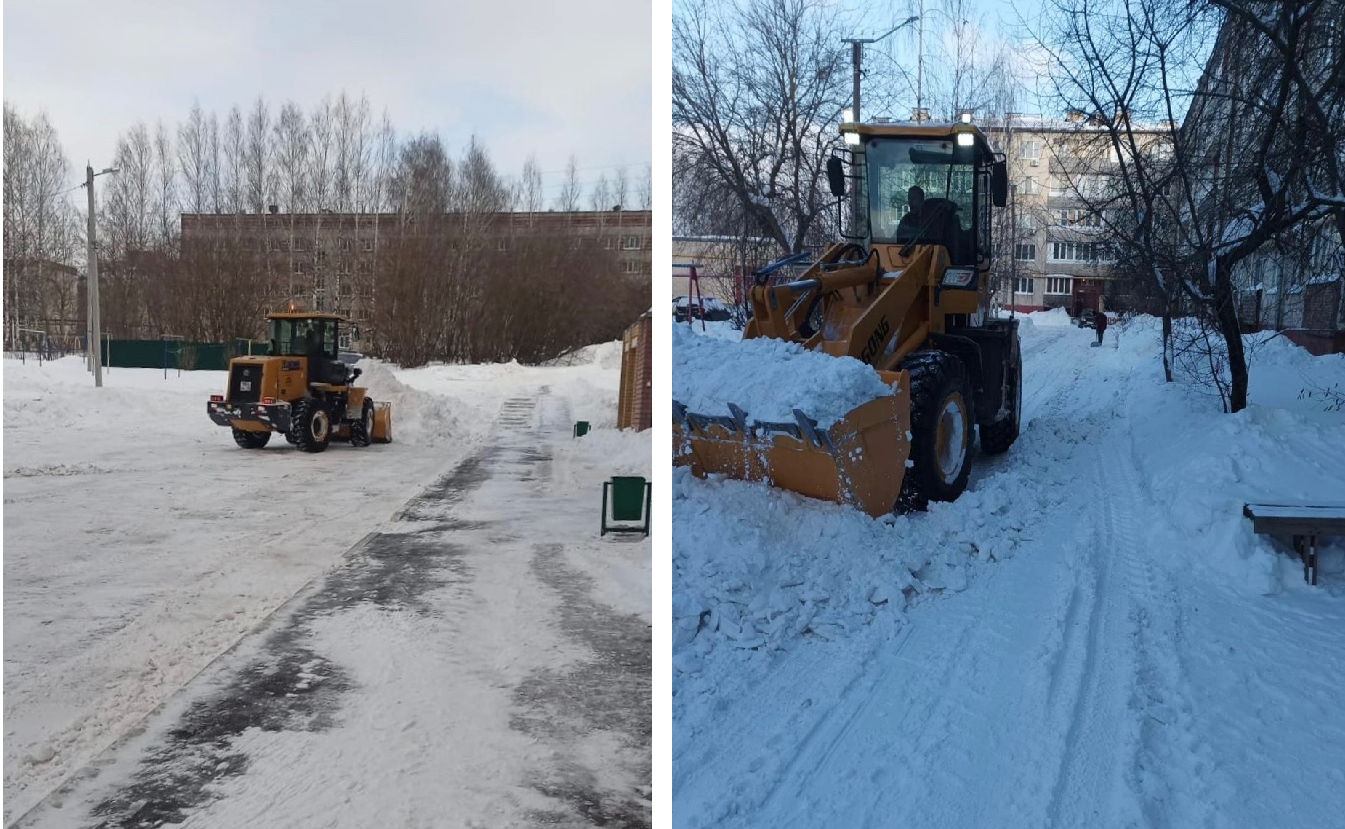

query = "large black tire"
349;399;375;447
232;428;271;449
980;339;1022;455
898;350;975;511
290;397;332;453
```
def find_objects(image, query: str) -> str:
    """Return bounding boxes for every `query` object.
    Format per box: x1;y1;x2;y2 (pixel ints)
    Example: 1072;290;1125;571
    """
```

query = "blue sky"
3;0;652;200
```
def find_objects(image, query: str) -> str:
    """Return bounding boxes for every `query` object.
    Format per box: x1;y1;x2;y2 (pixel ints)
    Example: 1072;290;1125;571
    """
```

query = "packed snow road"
4;347;650;827
673;314;1345;828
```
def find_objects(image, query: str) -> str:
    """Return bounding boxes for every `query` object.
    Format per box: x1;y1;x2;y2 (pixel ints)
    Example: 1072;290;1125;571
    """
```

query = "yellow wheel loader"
207;311;392;453
674;120;1022;516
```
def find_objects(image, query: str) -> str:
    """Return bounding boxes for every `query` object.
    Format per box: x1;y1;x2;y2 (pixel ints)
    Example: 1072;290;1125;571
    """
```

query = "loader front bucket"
673;379;911;518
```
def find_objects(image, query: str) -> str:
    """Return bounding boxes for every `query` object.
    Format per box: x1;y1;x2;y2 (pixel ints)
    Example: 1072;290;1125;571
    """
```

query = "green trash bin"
602;475;651;537
574;421;591;438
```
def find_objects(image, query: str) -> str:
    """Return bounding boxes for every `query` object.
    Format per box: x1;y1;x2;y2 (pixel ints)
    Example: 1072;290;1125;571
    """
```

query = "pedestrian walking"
1095;311;1108;346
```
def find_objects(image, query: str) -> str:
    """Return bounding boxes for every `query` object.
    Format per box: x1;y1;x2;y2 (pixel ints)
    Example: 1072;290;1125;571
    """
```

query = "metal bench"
1243;503;1345;585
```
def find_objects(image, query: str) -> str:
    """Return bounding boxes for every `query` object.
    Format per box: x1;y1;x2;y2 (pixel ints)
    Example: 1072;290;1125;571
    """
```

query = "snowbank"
672;323;895;427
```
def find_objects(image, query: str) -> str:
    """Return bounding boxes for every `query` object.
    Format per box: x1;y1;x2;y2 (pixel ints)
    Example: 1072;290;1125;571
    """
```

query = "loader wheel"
980;343;1022;455
898;351;974;511
232;428;271;449
290;397;331;454
350;399;375;447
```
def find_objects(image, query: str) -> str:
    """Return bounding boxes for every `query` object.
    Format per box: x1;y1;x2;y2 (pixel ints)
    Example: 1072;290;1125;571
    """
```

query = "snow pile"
672;323;895;427
544;340;625;370
357;360;465;447
1026;307;1074;327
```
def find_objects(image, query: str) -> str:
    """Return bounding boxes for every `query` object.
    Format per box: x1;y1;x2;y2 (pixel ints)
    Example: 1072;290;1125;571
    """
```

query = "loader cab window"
866;136;978;265
269;317;339;359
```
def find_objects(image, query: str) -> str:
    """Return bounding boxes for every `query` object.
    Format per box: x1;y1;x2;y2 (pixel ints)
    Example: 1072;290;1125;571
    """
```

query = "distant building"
180;209;652;348
978;113;1168;315
670;235;779;305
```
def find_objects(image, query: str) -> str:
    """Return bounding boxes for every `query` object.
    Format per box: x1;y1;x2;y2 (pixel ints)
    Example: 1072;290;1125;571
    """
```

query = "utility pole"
844;15;920;124
843;15;919;240
917;0;925;119
83;164;117;388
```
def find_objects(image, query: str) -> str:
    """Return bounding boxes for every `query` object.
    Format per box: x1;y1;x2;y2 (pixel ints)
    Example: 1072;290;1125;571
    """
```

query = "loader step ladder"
1243;502;1345;585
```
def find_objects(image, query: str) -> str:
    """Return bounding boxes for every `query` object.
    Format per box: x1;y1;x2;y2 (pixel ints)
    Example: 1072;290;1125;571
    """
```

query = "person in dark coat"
1095;310;1108;345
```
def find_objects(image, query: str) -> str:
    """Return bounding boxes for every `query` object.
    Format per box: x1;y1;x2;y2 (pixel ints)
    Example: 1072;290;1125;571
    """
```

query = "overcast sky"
4;0;652;202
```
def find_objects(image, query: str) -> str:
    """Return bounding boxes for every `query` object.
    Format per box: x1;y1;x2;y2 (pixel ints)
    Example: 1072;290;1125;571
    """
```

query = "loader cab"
266;312;350;385
835;122;1007;268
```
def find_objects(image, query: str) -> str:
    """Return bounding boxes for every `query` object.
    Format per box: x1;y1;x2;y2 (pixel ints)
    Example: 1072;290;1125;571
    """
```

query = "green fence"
99;339;269;372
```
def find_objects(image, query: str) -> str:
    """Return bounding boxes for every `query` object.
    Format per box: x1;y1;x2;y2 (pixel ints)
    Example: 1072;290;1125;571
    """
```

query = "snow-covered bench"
1243;503;1345;585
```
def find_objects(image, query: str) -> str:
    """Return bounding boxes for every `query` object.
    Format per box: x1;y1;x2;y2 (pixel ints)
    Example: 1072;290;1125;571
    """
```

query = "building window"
496;239;508;251
1045;276;1072;294
1020;140;1041;160
1018;213;1037;231
622;235;642;250
357;261;372;275
339;237;353;251
361;239;374;252
294;238;308;252
293;261;306;274
1014;243;1036;261
1050;241;1110;262
1020;177;1039;195
622;259;642;274
603;237;614;250
1013;277;1035;294
1055;208;1102;229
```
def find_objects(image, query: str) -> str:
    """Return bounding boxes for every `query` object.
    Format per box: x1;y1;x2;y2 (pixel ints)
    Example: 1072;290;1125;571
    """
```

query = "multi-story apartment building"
1180;3;1344;354
180;209;651;348
980;113;1168;315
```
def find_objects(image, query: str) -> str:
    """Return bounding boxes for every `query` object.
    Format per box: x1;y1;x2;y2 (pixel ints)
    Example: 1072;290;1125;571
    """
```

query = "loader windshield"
269;317;338;358
866;136;977;264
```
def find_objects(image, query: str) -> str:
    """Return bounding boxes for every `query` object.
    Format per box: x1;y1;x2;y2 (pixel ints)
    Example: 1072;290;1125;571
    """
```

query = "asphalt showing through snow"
17;394;650;829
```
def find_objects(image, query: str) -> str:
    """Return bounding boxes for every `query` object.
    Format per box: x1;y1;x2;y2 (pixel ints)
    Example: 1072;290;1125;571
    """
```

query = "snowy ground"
673;313;1345;828
4;345;650;826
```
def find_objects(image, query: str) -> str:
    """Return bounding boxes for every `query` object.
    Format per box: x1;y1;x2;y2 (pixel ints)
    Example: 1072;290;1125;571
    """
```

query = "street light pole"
917;0;924;119
843;15;920;125
83;164;117;388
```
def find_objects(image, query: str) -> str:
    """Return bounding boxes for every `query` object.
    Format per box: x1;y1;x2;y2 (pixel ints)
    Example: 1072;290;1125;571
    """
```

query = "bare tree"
245;96;272;213
556;155;583;211
153;122;177;247
2;103;81;346
221;106;247;213
612;165;630;209
673;0;848;253
638;163;653;210
177;101;213;214
1038;0;1345;412
520;155;545;212
589;173;613;211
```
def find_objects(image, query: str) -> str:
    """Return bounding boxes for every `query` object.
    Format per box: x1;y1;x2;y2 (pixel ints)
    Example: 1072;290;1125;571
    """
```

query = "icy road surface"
673;313;1345;829
5;347;649;827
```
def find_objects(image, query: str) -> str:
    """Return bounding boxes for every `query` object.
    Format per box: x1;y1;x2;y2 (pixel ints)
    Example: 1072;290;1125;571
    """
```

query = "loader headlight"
956;132;974;146
844;130;861;146
942;268;977;287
